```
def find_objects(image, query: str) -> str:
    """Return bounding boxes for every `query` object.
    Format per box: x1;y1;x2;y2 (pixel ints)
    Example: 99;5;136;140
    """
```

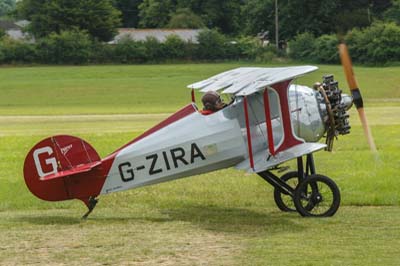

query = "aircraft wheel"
293;174;340;217
273;171;302;212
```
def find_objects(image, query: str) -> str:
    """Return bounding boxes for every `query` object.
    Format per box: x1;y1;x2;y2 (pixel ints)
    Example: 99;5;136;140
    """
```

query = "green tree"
178;0;242;34
334;0;371;33
333;0;392;32
36;29;92;64
346;22;400;64
240;0;274;36
17;0;121;42
139;0;242;34
240;0;340;41
288;32;316;61
312;34;339;63
0;28;5;39
167;8;204;29
113;37;147;63
195;29;227;59
0;38;38;63
138;0;175;28
279;0;339;39
194;0;242;34
163;34;186;59
143;36;163;61
240;0;394;41
370;0;392;20
114;0;143;28
384;0;400;24
0;0;15;17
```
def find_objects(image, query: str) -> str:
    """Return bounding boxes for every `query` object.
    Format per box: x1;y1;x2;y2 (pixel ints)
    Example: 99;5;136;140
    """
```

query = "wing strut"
191;88;196;103
272;80;304;153
263;88;276;156
243;96;254;170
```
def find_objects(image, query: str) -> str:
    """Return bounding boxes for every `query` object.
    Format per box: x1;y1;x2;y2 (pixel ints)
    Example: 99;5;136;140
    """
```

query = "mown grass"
0;63;399;115
0;63;399;265
1;207;399;265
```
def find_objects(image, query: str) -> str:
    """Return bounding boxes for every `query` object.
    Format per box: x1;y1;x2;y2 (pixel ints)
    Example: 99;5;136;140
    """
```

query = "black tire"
293;174;341;217
273;171;303;212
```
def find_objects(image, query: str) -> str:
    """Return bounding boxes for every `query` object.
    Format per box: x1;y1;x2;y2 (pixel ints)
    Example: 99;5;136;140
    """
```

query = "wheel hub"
312;193;323;204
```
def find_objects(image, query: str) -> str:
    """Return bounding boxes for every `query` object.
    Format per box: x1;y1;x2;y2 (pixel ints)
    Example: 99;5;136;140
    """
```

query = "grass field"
0;63;399;115
0;63;399;265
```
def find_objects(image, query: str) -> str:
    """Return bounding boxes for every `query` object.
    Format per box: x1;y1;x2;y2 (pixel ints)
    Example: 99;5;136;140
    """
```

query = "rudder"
23;135;106;203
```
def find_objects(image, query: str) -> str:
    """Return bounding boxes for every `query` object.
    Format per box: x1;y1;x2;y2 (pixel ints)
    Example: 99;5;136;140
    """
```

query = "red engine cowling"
23;135;106;205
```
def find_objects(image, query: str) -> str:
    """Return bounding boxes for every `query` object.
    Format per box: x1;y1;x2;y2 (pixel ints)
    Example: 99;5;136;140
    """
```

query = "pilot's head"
201;91;225;111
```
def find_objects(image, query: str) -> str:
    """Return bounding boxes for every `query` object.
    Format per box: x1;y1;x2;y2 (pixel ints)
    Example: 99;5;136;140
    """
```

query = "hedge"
346;22;400;64
0;29;280;64
288;22;400;65
2;23;399;65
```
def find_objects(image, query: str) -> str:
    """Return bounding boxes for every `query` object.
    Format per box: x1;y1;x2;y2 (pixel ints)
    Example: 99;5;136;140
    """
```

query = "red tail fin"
23;135;106;203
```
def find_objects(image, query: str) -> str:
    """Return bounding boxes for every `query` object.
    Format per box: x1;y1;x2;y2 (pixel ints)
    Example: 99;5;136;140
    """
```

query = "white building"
0;20;30;40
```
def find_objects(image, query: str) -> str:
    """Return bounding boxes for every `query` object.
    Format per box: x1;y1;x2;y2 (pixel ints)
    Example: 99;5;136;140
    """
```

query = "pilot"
200;91;227;115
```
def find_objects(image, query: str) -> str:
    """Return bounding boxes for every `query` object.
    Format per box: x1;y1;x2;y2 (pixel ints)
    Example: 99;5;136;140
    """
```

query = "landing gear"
293;174;340;217
257;154;341;217
273;171;301;212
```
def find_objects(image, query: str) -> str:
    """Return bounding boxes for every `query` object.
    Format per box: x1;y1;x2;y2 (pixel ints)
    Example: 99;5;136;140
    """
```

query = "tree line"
0;0;399;64
11;0;400;41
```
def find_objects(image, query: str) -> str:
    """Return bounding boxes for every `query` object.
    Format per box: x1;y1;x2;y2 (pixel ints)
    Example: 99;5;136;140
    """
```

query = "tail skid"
82;196;99;219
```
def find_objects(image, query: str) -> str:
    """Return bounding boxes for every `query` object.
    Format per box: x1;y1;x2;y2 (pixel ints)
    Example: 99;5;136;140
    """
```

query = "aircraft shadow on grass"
14;214;82;225
152;204;307;235
14;204;306;236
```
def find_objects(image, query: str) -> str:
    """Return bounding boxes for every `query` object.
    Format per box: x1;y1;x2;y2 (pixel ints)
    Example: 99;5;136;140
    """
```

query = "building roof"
0;20;31;41
15;20;30;28
0;20;20;30
111;28;202;44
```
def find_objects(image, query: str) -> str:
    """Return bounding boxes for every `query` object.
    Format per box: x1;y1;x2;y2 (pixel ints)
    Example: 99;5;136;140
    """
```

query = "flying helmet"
201;91;224;111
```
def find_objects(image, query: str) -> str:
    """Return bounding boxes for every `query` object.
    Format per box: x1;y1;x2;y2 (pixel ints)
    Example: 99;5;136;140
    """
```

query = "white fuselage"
100;85;327;194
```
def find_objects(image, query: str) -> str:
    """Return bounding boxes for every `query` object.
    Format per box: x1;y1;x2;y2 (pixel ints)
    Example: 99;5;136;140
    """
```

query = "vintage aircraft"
23;45;371;218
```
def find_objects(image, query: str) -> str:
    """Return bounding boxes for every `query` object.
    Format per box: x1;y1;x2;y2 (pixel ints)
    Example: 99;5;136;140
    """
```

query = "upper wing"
187;66;318;96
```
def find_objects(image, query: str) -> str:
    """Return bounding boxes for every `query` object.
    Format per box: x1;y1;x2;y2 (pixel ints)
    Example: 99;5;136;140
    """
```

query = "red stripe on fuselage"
101;103;197;175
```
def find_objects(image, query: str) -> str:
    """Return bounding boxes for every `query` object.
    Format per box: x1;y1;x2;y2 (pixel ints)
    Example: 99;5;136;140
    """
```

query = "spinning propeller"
338;43;377;153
